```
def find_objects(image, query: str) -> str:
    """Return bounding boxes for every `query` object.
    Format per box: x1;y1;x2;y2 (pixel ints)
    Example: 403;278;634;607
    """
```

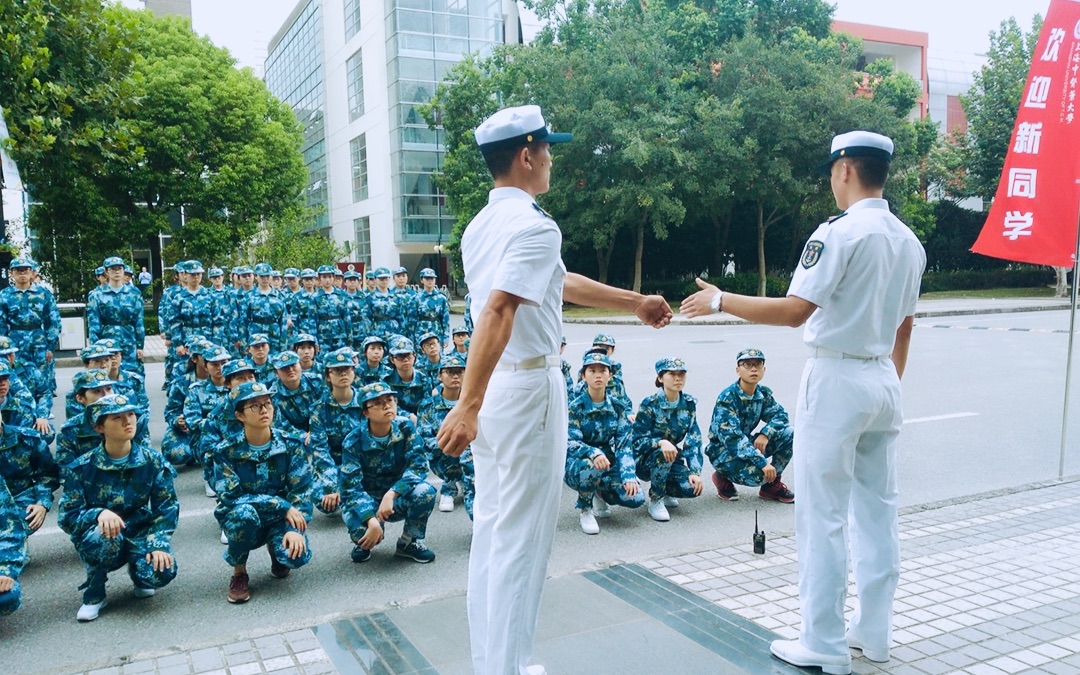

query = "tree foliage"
246;206;346;272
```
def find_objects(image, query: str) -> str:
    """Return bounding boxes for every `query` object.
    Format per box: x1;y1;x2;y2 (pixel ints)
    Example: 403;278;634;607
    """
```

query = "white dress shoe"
524;666;547;675
847;632;889;663
770;639;851;675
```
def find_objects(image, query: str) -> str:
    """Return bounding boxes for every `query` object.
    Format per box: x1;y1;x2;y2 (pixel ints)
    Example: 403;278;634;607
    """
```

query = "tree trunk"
596;235;617;285
756;200;767;296
1055;266;1069;298
711;210;732;276
633;214;647;294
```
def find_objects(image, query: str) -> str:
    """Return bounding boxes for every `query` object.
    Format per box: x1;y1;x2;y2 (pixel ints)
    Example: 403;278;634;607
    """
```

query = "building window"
354;217;371;265
345;0;361;41
351;134;368;202
347;50;364;121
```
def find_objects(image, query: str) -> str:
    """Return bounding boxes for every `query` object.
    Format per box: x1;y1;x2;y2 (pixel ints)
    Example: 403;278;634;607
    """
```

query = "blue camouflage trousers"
12;488;42;541
343;482;436;544
219;504;313;569
0;581;21;615
564;458;646;511
713;428;794;487
75;529;178;604
430;451;476;520
161;427;193;466
636;452;700;501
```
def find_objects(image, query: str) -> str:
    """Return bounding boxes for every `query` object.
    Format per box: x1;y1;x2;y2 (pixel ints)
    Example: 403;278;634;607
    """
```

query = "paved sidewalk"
68;476;1080;675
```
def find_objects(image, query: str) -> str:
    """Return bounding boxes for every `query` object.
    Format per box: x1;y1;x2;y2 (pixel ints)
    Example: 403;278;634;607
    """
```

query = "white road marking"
34;505;217;538
904;412;979;425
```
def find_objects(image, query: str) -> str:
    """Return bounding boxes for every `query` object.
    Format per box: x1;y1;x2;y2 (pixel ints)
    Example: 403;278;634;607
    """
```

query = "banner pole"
1059;210;1080;481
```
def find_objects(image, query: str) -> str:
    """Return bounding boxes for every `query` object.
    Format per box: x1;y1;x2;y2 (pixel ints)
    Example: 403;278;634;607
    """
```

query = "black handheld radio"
753;510;766;554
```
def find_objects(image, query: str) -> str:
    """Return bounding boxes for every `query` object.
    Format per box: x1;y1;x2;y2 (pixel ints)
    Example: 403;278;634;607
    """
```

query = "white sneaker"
579;509;600;534
132;587;155;599
204;482;216;498
592;494;612;518
220;530;228;545
77;598;108;622
439;493;455;512
770;639;851;675
663;496;679;508
647;498;670;522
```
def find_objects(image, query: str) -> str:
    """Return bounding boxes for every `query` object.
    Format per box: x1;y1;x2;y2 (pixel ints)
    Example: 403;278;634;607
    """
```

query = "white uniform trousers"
794;356;903;657
468;366;567;675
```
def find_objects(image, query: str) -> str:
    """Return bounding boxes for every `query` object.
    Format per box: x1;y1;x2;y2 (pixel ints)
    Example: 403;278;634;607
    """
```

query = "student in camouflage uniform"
706;348;795;503
0;476;26;615
415;332;443;380
167;260;211;389
272;350;337;516
214;381;313;604
416;354;474;518
0;336;50;438
363;270;376;295
341;269;371;350
560;337;574;400
95;266;107;289
228;266;255;357
0;257;61;400
383;337;432;419
58;395;178;622
57;370;148;468
314;265;352;352
340;382;436;564
270;270;283;291
289;269;320;338
368;267;404;341
184;344;232;496
632;357;704;522
573;334;633;415
282;268;300;299
206;267;233;349
445;327;470;360
412;268;450;348
566;353;644;535
292;333;321;374
91;339;149;413
246;334;277;387
0;360;49;444
358;336;392;385
87;256;147;377
158;264;184;385
309;350;366;474
0;414;59;545
462;292;473;334
161;338;210;466
245;263;289;352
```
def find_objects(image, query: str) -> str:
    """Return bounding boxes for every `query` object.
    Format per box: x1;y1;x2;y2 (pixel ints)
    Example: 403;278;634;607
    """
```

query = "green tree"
962;15;1043;200
247;206;346;271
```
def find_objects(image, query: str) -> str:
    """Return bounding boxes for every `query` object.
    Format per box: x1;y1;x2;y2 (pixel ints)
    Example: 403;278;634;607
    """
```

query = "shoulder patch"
801;241;825;269
532;202;553;219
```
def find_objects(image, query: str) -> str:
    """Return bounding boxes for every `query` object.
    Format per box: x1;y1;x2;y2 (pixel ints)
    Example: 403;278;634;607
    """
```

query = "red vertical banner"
971;0;1080;267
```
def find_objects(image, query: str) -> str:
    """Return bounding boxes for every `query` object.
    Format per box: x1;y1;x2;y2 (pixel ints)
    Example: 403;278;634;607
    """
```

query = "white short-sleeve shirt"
787;198;926;357
461;187;566;365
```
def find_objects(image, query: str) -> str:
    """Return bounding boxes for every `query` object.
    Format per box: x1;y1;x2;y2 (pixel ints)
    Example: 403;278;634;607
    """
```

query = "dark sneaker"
269;544;290;579
712;471;739;501
351;546;372;563
395;538;436;564
227;573;250;604
759;479;794;503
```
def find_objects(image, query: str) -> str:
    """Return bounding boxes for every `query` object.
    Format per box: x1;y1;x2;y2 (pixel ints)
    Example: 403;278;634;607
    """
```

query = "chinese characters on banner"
971;0;1080;267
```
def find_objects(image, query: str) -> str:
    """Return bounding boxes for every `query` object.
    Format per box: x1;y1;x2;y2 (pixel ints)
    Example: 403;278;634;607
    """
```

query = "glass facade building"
265;0;328;230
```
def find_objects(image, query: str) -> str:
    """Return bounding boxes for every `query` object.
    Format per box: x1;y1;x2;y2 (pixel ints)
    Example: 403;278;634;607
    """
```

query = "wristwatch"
709;290;724;313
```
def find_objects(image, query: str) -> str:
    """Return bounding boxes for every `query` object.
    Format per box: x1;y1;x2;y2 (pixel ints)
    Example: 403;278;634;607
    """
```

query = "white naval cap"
820;130;894;173
474;104;572;154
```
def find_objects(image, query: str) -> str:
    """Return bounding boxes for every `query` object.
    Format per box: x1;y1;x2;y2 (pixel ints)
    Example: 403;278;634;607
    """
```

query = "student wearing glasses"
340;383;436;564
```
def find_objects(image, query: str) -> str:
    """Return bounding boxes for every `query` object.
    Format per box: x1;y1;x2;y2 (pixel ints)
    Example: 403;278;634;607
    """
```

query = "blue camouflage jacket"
168;287;212;347
340;417;428;525
309;389;365;465
416;391;465;460
368;291;404;339
87;284;146;350
0;425;59;509
56;412;150;468
705;382;790;469
567;390;636;484
273;372;326;435
58;443;178;550
383;369;434;416
314;289;352;351
0;477;26;579
412;290;450;346
212;429;314;525
245;289;289;352
0;284;61;355
206;287;233;347
631;390;704;473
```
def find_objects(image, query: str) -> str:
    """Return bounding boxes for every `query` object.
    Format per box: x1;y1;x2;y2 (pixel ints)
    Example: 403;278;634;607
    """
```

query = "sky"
119;0;1053;72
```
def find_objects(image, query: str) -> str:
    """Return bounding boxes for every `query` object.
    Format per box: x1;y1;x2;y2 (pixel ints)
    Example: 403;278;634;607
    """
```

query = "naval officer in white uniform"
437;105;671;675
683;131;925;675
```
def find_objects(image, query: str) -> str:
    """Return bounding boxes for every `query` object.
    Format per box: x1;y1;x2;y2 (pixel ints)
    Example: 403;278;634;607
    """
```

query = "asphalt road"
5;310;1079;674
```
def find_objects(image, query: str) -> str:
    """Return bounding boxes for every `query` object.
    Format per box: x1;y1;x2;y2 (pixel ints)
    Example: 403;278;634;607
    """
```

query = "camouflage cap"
202;344;232;363
103;256;125;268
736;348;765;363
582;352;614;369
343;269;360;280
229;381;274;415
418;267;437;278
392;266;408;275
364;270;376;279
440;354;466;370
8;257;34;269
248;333;270;348
361;335;386;350
654;357;688;374
452;326;470;336
592;334;616;347
389;337;415;355
300;268;317;279
235;265;253;275
316;264;336;275
72;369;117;392
272;350;301;369
374;267;391;278
283;267;300;278
270;269;282;278
324;348;356;370
223;359;256;379
290;333;318;348
0;360;12;378
359;382;396;405
123;264;133;275
417;331;439;346
87;394;140;426
95;266;106;276
208;267;224;278
80;344;114;362
0;336;18;355
253;262;272;276
188;260;205;274
333;267;343;277
92;338;121;354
